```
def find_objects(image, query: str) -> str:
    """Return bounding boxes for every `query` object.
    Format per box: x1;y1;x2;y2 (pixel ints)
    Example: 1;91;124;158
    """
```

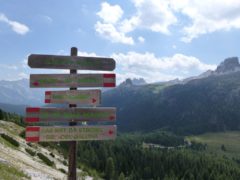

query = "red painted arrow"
108;130;114;135
33;81;39;86
92;98;97;103
109;115;115;120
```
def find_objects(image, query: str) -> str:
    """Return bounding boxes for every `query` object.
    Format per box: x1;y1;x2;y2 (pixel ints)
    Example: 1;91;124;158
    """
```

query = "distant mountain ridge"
102;56;240;134
1;57;240;135
0;79;44;106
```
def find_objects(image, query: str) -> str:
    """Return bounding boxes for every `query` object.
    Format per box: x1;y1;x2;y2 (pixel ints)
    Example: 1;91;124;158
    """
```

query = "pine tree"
118;172;125;180
0;109;3;120
105;157;115;180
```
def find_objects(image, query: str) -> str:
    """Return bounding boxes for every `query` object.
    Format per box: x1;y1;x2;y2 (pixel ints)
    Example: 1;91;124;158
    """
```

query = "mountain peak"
215;57;240;74
131;78;146;85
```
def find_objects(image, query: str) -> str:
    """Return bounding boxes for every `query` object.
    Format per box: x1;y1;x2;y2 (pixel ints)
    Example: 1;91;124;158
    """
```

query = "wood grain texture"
26;125;117;142
45;90;101;105
25;107;116;123
28;54;115;71
30;74;115;88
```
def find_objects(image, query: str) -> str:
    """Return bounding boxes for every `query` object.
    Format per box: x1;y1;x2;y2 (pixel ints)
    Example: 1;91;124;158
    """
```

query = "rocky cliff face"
215;57;240;74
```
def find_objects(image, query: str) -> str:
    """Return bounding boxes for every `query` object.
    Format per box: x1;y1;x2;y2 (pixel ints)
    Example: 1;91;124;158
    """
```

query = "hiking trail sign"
25;125;117;142
25;107;116;123
25;47;117;180
44;90;101;105
30;73;116;88
28;54;115;71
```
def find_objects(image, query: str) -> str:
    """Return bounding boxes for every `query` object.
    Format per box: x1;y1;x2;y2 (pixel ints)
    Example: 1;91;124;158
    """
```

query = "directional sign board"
25;125;117;142
28;54;115;71
30;74;115;88
45;90;101;105
25;107;116;123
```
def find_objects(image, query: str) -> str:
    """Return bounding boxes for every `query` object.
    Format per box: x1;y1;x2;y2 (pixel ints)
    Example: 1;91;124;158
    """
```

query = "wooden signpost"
26;125;117;142
28;54;115;71
30;74;116;88
25;47;117;180
44;90;101;105
25;107;116;123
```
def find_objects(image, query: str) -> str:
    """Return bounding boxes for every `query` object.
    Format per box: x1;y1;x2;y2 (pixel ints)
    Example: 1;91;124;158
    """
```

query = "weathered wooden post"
25;47;117;180
68;47;77;180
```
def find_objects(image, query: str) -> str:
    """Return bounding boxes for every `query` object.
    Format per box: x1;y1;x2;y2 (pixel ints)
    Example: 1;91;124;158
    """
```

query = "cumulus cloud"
95;21;134;45
75;51;216;83
95;0;240;44
132;0;177;34
97;2;123;24
112;52;216;83
169;0;240;42
95;1;177;45
74;51;217;84
95;2;134;45
0;13;29;35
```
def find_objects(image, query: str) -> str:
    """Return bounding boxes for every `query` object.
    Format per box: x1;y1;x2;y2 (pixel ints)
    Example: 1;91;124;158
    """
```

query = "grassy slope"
187;131;240;159
0;163;29;180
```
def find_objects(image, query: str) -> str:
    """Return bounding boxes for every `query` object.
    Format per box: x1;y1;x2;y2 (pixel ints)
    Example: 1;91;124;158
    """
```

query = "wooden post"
68;47;78;180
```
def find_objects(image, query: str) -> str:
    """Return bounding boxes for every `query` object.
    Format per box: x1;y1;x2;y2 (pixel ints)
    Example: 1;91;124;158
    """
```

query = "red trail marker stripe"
26;127;40;132
25;118;39;123
104;83;115;87
45;91;51;95
45;99;51;103
103;74;115;78
26;137;39;142
26;107;40;113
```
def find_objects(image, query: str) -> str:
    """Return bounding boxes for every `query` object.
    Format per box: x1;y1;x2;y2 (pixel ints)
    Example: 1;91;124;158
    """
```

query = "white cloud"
112;52;216;83
119;16;140;33
95;21;134;45
22;58;28;68
78;51;98;57
138;36;145;43
0;13;29;35
95;1;177;45
75;51;216;83
132;0;177;34
169;0;240;42
95;0;240;44
95;2;134;45
97;2;123;24
0;64;18;70
18;72;28;79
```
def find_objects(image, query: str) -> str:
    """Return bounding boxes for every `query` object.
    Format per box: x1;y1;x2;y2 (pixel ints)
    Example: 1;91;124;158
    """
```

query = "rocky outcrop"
215;57;240;74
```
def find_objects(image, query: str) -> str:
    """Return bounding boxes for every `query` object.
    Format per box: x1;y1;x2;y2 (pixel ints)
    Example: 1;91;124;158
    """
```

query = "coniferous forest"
59;133;240;180
1;110;240;179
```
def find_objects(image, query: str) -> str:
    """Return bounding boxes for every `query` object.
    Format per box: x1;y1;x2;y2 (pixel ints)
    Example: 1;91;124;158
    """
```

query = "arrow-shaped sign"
26;125;117;142
44;90;101;105
30;74;115;88
92;98;97;104
25;107;116;123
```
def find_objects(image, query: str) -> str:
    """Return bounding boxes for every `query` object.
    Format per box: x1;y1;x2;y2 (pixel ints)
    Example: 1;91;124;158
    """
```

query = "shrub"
19;130;25;139
59;168;66;174
1;134;19;147
25;148;35;156
50;152;55;158
63;160;68;166
37;153;54;166
27;143;33;147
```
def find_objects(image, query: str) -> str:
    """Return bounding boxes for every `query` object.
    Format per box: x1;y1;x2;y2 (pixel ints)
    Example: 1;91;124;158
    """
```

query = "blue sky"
0;0;240;83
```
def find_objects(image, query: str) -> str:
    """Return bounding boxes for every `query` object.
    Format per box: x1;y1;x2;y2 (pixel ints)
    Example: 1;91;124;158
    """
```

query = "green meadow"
187;131;240;159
